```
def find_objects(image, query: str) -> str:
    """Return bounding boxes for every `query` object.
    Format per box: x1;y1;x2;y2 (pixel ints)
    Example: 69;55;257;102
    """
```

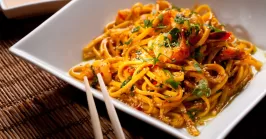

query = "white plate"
0;0;69;18
9;0;266;138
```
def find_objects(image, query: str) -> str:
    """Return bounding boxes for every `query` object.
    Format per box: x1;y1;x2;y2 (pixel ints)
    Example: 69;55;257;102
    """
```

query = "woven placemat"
0;12;265;139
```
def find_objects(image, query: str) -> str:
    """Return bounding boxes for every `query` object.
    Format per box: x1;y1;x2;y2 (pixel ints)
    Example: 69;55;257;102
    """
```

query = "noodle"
69;0;262;136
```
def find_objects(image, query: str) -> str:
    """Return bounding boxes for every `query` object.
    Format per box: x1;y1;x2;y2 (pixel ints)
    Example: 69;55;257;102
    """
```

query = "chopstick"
83;76;103;139
97;73;125;139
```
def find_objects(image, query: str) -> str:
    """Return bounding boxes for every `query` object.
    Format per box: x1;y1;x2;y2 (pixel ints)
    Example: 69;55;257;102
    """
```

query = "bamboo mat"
0;12;265;139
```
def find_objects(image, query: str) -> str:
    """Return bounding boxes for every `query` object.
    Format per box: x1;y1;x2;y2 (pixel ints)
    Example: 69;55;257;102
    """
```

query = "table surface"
0;12;266;139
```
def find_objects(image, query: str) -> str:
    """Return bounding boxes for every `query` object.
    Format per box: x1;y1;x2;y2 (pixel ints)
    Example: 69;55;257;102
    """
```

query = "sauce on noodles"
69;0;263;136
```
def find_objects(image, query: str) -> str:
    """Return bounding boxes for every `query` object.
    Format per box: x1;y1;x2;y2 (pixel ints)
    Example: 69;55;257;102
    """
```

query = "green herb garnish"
153;53;162;65
174;14;189;24
187;109;198;120
124;38;133;45
205;24;223;32
164;28;180;47
163;69;180;89
130;85;135;96
166;78;180;89
144;19;153;28
121;76;132;88
193;46;203;60
191;23;200;35
194;62;202;73
131;26;140;33
158;14;164;21
157;24;167;29
192;79;211;97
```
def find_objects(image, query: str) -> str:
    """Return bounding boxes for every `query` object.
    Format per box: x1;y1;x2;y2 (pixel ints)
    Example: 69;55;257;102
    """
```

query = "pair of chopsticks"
83;73;125;139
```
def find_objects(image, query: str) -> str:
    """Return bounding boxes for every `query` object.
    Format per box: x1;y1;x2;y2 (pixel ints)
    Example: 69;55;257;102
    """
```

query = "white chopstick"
83;76;103;139
96;73;125;139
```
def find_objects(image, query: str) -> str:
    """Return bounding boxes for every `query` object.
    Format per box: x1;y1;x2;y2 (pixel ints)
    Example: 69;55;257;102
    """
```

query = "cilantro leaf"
144;19;153;28
192;79;211;97
169;28;180;41
157;24;167;29
174;14;189;24
130;85;135;96
166;78;179;89
158;14;164;21
194;62;202;73
205;24;223;32
191;23;200;35
121;76;132;88
153;53;162;65
185;23;200;38
124;38;132;45
163;69;180;89
164;28;180;47
131;26;140;33
193;46;203;60
187;109;198;121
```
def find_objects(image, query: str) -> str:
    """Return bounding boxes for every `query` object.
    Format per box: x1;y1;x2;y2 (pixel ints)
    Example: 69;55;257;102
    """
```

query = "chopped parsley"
166;78;179;89
193;46;203;60
158;14;164;21
121;76;132;88
153;53;162;65
192;79;211;97
124;38;133;45
157;24;167;29
130;85;135;96
131;26;140;33
174;14;189;24
185;23;200;38
191;23;200;35
163;69;180;89
164;28;180;47
144;19;153;28
187;109;198;121
205;24;223;32
194;62;202;73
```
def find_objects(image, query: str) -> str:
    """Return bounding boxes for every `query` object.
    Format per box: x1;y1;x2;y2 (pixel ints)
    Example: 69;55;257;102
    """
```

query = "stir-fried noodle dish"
69;0;262;136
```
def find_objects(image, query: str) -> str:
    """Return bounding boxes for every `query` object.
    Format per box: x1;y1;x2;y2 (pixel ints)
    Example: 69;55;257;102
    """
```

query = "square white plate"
9;0;266;138
0;0;69;18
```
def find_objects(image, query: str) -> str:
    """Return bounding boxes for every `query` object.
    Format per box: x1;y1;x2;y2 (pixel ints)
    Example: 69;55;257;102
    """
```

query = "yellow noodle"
69;1;262;136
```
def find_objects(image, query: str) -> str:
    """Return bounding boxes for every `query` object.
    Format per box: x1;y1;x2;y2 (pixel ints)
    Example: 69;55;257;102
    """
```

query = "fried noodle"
69;0;262;136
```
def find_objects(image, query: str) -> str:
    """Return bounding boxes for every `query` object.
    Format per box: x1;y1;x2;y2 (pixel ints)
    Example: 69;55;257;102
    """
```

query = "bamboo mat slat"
0;11;265;139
